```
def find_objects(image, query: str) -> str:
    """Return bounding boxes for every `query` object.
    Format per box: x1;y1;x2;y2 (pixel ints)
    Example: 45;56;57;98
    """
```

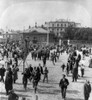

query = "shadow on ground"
38;88;60;95
65;97;83;100
67;90;79;94
0;96;7;100
0;92;6;95
15;82;31;85
39;85;55;89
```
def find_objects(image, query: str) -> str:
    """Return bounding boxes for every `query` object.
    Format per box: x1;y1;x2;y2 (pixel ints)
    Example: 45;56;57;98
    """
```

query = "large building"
2;30;21;42
44;19;81;37
1;26;55;45
19;26;55;45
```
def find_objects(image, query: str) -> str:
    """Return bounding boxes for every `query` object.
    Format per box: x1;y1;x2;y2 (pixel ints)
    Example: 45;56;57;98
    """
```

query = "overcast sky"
0;0;92;30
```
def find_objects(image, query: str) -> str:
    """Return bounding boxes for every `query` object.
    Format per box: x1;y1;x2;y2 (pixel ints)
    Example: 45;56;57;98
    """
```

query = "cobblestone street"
0;52;92;100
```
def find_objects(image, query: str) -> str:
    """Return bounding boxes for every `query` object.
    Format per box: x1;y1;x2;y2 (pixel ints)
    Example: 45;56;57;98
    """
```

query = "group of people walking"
22;63;49;93
0;42;92;100
60;46;92;100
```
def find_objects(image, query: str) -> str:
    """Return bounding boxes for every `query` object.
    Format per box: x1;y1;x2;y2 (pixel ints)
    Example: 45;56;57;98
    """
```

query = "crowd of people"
0;41;92;100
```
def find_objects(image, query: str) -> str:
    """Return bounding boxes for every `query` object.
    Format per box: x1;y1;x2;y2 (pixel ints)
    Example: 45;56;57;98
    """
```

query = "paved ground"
0;52;92;100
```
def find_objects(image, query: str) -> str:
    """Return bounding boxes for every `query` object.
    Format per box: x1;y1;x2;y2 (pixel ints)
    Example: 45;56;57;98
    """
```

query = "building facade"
19;27;55;45
44;19;81;36
2;31;21;42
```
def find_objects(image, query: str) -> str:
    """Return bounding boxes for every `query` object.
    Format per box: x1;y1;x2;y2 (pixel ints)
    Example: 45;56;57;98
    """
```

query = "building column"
47;32;49;45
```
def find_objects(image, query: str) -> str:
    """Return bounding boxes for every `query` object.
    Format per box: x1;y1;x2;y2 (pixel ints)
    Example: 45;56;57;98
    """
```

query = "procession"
0;40;92;100
0;0;92;100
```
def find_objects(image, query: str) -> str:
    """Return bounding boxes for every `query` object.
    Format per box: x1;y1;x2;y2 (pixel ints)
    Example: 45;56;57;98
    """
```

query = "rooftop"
22;27;49;34
45;19;80;24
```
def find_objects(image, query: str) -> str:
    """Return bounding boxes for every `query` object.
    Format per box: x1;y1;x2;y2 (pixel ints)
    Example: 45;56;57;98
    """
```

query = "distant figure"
61;64;66;72
59;74;69;99
22;68;28;90
43;67;49;83
84;80;91;100
8;90;19;100
81;64;84;77
12;65;19;83
42;55;46;67
0;65;6;82
38;63;43;75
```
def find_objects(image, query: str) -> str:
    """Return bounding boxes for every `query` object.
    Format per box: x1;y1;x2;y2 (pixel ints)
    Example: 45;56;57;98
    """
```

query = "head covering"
62;74;66;77
9;89;14;93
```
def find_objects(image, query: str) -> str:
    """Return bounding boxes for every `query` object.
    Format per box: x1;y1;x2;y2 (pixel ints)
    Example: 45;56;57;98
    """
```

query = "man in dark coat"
66;62;70;76
43;67;48;83
72;62;78;82
0;65;6;82
84;80;91;100
38;63;43;74
22;68;28;90
61;64;66;72
5;68;13;95
42;55;46;67
59;74;69;99
12;65;19;83
32;67;39;93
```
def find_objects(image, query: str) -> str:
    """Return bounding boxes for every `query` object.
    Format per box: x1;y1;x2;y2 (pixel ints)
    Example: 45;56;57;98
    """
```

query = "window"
52;24;54;27
57;24;59;27
61;24;63;27
57;28;59;31
65;24;66;27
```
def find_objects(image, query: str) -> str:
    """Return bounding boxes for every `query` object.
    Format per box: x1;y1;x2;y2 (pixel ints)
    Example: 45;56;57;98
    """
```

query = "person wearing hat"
0;65;6;82
43;67;49;83
84;80;91;100
59;74;69;99
8;90;19;100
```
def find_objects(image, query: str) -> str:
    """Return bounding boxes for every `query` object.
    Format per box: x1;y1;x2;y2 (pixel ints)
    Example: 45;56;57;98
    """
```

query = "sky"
0;0;92;30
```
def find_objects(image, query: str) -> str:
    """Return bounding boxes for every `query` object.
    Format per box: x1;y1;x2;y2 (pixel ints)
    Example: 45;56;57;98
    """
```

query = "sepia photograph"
0;0;92;100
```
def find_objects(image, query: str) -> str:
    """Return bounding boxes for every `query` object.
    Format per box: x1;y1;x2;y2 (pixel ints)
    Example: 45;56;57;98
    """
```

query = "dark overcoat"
5;71;13;91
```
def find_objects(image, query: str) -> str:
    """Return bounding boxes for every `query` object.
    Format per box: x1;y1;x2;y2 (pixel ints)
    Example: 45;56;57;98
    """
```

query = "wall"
22;31;55;44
